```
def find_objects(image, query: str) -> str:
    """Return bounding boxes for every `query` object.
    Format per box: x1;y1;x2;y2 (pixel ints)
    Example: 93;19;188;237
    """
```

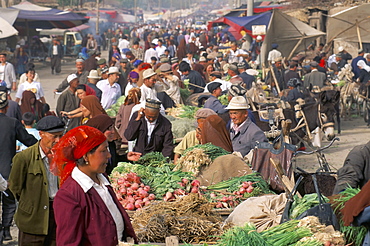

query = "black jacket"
333;141;370;194
124;112;174;158
0;113;37;179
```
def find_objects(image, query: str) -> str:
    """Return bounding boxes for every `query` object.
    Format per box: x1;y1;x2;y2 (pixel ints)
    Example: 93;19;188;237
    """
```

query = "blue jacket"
204;95;228;114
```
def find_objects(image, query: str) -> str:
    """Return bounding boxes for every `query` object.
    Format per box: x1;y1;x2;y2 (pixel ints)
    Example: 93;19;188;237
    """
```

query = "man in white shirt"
203;71;231;92
144;43;158;63
118;35;130;51
0;53;17;91
226;42;249;64
267;43;282;65
158;63;181;105
155;39;167;57
140;68;160;103
97;67;122;109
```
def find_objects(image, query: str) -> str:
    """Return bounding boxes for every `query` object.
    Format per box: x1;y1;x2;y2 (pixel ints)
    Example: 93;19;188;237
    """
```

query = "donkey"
340;82;363;120
252;91;338;146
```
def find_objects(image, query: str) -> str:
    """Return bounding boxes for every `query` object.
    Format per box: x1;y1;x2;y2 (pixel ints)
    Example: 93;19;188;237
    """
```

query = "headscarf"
80;95;106;118
177;38;187;61
77;84;96;96
357;60;370;72
20;90;44;121
84;114;114;133
124;87;141;106
138;63;152;71
51;125;106;185
129;71;139;79
200;115;233;152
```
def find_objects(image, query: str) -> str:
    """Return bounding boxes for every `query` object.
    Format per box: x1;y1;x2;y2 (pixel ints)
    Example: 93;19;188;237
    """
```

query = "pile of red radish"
112;172;156;211
164;179;201;201
208;181;255;208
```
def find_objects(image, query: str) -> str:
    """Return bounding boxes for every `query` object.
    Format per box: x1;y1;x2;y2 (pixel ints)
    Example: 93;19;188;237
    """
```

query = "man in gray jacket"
303;61;327;90
226;96;267;157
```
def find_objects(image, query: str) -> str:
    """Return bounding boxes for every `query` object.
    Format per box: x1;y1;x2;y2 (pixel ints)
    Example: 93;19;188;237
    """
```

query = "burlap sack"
196;154;253;187
225;193;287;232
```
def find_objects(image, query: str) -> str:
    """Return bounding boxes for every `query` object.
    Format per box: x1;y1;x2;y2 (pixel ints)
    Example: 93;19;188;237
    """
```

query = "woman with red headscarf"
52;126;137;245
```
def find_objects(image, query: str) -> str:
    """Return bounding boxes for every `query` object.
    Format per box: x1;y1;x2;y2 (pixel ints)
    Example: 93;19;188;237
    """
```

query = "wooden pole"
270;66;281;94
287;37;304;61
356;20;363;50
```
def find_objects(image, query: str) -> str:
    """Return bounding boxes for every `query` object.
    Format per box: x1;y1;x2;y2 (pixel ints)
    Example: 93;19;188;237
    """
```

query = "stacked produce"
111;172;155;210
331;187;367;246
165;104;199;119
106;95;126;117
290;193;329;219
206;173;273;208
110;153;197;208
168;117;196;139
131;193;231;244
217;216;345;246
175;143;230;176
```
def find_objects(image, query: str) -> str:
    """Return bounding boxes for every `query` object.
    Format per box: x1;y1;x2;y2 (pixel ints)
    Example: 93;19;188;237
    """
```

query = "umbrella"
0;16;18;38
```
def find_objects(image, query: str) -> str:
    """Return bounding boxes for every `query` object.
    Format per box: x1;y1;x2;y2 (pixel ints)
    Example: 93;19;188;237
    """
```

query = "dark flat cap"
208;82;222;93
210;71;222;79
97;58;106;65
120;58;129;63
36;116;65;133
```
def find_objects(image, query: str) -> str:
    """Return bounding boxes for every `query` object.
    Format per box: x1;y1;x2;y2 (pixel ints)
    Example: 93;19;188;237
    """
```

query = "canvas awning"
327;4;370;44
261;9;325;65
10;1;88;29
208;12;272;40
0;16;18;38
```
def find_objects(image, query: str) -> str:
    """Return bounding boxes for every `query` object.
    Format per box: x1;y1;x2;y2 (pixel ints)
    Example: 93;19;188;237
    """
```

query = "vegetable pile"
290;193;329;219
175;143;230;176
331;187;367;246
217;216;345;246
206;173;273;208
111;172;155;211
131;193;231;244
106;95;126;117
165;104;199;119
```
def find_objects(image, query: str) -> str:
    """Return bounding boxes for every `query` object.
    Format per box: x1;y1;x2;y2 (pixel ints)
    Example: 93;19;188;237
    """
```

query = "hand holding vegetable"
127;152;142;162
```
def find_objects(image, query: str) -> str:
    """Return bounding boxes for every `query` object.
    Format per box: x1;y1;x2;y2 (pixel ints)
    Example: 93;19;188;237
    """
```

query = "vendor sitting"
280;78;304;103
174;108;217;164
204;82;228;114
226;96;267;157
124;99;174;158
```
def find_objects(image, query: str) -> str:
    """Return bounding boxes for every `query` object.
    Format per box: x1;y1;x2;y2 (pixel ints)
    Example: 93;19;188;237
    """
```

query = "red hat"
51;126;106;185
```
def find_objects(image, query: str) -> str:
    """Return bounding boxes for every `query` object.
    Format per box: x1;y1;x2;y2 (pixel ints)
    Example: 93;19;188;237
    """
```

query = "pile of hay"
131;193;230;244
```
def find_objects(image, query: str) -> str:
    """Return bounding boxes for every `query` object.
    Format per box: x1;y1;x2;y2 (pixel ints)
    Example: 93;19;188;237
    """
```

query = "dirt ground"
293;115;370;173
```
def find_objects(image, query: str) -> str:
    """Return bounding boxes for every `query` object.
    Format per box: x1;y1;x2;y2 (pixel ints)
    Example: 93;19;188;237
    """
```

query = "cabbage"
106;108;116;117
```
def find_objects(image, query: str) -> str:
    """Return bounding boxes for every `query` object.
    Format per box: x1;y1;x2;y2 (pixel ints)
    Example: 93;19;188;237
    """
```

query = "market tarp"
327;4;370;43
261;9;325;65
0;16;18;38
10;1;88;29
0;8;19;25
208;12;272;40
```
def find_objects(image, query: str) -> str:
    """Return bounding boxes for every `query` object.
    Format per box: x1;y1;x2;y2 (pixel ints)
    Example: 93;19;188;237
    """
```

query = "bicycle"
293;137;340;172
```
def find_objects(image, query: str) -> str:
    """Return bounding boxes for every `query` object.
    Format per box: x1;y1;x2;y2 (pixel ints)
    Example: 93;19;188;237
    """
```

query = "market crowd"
2;23;370;245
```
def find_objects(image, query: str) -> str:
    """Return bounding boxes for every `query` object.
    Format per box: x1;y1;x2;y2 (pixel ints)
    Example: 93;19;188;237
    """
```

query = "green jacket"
9;142;52;235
